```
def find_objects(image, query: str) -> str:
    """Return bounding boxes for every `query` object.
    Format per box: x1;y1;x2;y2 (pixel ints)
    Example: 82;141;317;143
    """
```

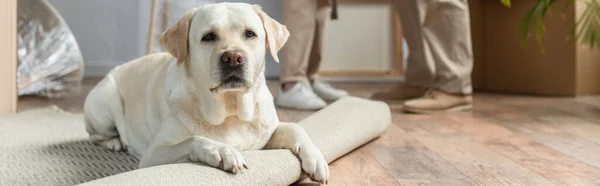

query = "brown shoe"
371;83;428;101
402;89;473;114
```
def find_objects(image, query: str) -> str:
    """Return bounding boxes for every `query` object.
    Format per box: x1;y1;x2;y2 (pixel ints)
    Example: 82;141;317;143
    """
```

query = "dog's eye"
202;32;217;42
245;30;256;39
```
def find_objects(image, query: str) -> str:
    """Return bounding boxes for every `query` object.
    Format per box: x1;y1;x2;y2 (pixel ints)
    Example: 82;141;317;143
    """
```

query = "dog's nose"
221;50;245;67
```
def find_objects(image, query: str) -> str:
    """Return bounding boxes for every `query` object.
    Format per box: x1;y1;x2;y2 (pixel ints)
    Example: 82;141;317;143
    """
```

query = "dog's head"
160;3;289;94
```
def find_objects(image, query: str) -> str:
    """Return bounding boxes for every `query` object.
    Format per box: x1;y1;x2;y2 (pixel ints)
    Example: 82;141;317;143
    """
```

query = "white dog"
83;3;328;184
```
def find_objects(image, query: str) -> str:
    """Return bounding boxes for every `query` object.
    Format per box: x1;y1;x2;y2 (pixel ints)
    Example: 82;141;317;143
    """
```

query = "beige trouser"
395;0;474;94
280;0;332;84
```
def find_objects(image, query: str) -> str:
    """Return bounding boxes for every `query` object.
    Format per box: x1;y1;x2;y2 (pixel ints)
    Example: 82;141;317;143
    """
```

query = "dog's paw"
294;143;329;184
191;146;247;174
101;138;123;152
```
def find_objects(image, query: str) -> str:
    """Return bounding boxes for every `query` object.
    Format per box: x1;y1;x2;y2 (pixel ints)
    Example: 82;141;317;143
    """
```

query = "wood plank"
537;114;600;146
575;96;600;108
398;116;557;186
474;99;600;170
294;146;399;186
483;95;600;147
328;147;399;186
479;94;600;127
490;117;600;170
445;113;600;186
472;94;551;123
0;0;17;115
552;98;600;124
368;125;477;186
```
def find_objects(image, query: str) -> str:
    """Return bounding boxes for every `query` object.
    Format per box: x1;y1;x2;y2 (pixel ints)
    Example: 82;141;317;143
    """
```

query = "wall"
320;1;393;74
48;0;149;77
48;0;282;78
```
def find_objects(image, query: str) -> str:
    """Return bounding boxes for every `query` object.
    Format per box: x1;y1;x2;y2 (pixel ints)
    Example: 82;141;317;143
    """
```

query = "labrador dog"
83;3;328;184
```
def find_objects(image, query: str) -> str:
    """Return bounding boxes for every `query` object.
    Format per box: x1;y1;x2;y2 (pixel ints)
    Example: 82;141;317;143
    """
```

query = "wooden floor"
18;79;600;186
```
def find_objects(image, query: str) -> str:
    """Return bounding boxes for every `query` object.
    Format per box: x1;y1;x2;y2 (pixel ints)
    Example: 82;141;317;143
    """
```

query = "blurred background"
12;0;600;107
12;0;408;112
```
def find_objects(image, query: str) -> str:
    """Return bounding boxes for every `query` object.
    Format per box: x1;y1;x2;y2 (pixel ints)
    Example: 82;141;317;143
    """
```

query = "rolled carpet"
80;96;392;186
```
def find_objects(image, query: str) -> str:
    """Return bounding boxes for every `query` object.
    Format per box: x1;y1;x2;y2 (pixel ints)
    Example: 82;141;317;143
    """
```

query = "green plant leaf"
505;0;600;51
501;0;511;7
518;0;559;52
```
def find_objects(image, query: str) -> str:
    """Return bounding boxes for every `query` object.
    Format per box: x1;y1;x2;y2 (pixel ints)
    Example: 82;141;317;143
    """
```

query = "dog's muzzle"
215;50;248;92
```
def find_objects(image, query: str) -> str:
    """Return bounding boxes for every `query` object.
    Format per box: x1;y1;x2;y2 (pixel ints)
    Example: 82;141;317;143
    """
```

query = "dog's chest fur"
197;116;270;150
179;93;274;150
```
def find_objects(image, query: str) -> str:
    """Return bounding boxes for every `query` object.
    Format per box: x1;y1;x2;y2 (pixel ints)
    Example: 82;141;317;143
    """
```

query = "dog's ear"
160;8;198;65
253;5;289;63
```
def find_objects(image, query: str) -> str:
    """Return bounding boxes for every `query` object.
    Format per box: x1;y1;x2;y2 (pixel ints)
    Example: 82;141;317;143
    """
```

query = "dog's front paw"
294;143;329;184
191;146;247;173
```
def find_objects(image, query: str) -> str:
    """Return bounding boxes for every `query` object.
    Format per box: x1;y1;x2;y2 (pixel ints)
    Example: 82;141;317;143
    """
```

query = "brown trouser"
395;0;474;94
280;0;473;94
280;0;332;84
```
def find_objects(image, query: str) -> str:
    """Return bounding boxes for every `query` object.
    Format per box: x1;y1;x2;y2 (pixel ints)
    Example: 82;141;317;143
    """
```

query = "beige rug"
0;97;391;186
0;106;138;185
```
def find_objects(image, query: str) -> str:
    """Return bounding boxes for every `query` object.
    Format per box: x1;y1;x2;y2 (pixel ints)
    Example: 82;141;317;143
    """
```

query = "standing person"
372;0;474;114
275;0;349;110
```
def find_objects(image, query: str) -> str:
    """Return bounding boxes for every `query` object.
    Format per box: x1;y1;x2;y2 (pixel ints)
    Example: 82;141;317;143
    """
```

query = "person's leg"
276;0;327;110
280;0;316;84
402;0;474;114
370;0;434;101
307;0;349;101
427;0;474;94
305;0;329;81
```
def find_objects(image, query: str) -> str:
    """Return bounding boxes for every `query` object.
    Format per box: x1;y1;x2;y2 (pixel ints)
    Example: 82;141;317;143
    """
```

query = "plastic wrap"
17;0;84;98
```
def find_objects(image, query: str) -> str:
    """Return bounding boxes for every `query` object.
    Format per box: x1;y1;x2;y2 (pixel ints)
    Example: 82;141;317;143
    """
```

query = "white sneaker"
311;79;349;101
276;81;327;110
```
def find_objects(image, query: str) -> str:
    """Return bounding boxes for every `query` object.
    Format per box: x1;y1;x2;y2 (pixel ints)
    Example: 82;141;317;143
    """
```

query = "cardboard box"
470;0;600;96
